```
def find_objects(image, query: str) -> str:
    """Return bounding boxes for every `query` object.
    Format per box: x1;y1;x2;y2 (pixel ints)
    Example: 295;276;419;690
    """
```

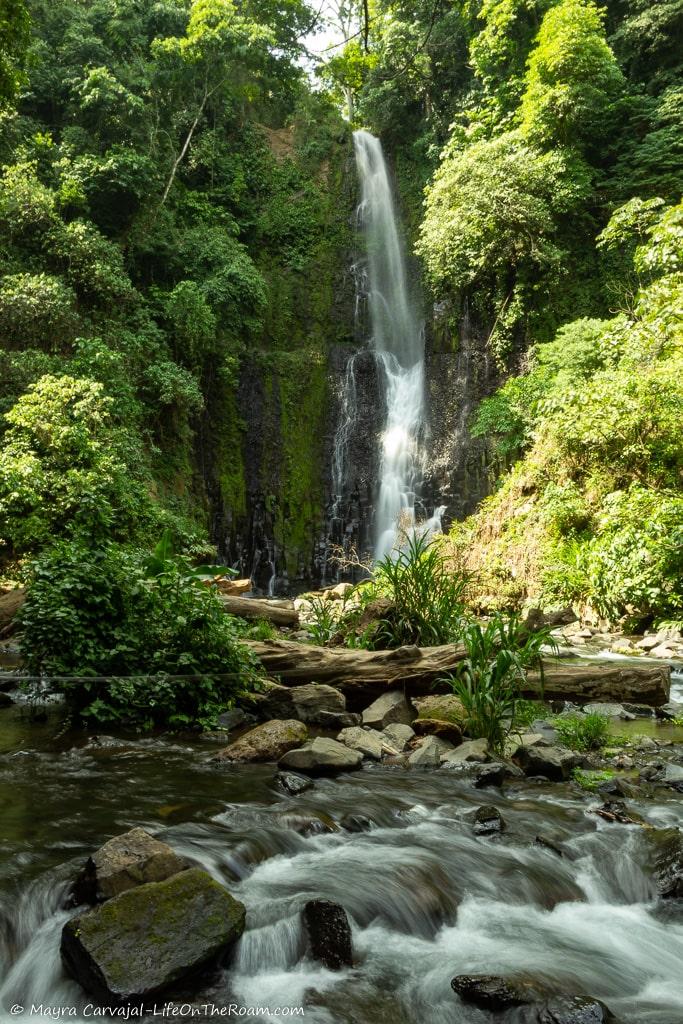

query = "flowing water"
1;694;682;1023
352;131;442;560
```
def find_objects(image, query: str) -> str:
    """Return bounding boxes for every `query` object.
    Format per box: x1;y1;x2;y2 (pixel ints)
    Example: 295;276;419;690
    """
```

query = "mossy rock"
412;695;467;726
61;867;245;1005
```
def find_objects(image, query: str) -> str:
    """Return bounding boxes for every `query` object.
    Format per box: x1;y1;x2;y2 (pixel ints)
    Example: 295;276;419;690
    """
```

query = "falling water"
353;130;435;560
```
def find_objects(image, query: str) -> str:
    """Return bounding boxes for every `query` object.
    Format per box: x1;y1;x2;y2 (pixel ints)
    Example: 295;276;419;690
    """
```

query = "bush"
0;374;149;552
18;539;261;730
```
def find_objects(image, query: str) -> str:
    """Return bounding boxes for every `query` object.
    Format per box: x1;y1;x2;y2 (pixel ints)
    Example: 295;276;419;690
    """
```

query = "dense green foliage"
330;0;681;624
452;201;683;624
0;0;352;581
0;0;353;705
553;713;610;751
19;539;261;729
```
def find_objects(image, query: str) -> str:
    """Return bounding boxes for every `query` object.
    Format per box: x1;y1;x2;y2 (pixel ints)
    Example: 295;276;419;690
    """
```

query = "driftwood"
245;638;671;708
221;596;299;627
215;578;252;596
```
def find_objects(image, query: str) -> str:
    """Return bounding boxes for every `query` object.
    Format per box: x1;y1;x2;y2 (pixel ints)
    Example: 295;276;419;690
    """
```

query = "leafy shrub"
553;713;609;750
0;272;80;349
442;615;556;751
0;374;149;552
19;539;261;730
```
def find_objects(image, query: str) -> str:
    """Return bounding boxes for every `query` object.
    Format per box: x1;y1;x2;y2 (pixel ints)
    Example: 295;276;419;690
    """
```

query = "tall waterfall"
353;129;431;560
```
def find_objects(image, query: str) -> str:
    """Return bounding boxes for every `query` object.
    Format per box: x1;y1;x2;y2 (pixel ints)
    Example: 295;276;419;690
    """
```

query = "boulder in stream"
381;722;415;751
451;974;536;1009
513;742;585;781
70;828;187;905
408;734;457;767
648;827;683;899
275;771;314;796
279;737;363;775
537;995;618;1022
361;690;414;729
412;718;462;744
302;899;353;970
261;682;347;724
61;867;246;1005
411;693;466;724
472;805;506;836
337;725;385;760
441;738;490;765
212;719;308;762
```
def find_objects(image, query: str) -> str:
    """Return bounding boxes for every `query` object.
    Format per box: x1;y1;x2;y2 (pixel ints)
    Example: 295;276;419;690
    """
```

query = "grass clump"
442;616;557;753
553;713;609;751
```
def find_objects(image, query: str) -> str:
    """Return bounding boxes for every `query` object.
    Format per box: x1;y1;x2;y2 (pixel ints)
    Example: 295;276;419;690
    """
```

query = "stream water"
0;678;682;1023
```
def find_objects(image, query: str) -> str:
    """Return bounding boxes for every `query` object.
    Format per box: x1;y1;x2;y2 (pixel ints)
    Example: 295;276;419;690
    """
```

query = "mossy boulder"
61;867;245;1005
412;694;466;726
212;719;308;762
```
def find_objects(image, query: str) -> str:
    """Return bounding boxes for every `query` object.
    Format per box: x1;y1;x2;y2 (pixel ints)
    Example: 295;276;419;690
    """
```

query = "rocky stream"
0;654;681;1024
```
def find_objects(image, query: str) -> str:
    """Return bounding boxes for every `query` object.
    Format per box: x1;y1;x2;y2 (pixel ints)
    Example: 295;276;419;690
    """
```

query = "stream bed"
0;678;682;1023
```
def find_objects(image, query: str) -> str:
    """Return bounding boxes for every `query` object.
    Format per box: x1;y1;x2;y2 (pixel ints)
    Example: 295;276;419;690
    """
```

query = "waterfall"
353;129;436;560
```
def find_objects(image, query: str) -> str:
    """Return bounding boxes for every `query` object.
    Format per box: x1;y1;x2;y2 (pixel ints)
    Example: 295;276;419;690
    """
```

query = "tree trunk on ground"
244;639;671;708
221;597;298;627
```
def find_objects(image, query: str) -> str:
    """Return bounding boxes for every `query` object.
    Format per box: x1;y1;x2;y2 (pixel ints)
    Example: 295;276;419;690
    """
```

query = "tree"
416;130;590;357
520;0;625;150
0;0;30;104
152;0;274;203
0;375;147;551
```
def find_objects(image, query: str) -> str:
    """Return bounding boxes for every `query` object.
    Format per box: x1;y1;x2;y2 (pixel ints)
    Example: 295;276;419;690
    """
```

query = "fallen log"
244;639;670;708
525;661;670;707
216;577;253;596
221;596;299;628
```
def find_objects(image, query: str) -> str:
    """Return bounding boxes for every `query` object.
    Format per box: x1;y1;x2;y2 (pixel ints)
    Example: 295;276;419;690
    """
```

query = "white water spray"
353;130;439;559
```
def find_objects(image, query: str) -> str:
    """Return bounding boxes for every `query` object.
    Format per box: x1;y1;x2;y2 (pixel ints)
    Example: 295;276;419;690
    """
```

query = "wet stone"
275;771;313;796
302;899;353;970
473;762;507;788
70;828;187;906
537;995;618;1023
339;813;373;833
473;805;506;836
451;974;535;1009
61;868;246;1005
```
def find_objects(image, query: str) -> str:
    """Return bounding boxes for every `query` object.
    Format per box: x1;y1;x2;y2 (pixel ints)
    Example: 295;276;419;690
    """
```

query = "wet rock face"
212;719;308;763
61;868;246;1005
275;771;314;796
70;828;187;906
303;899;353;970
451;977;616;1022
451;974;535;1009
649;828;683;899
536;995;617;1023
